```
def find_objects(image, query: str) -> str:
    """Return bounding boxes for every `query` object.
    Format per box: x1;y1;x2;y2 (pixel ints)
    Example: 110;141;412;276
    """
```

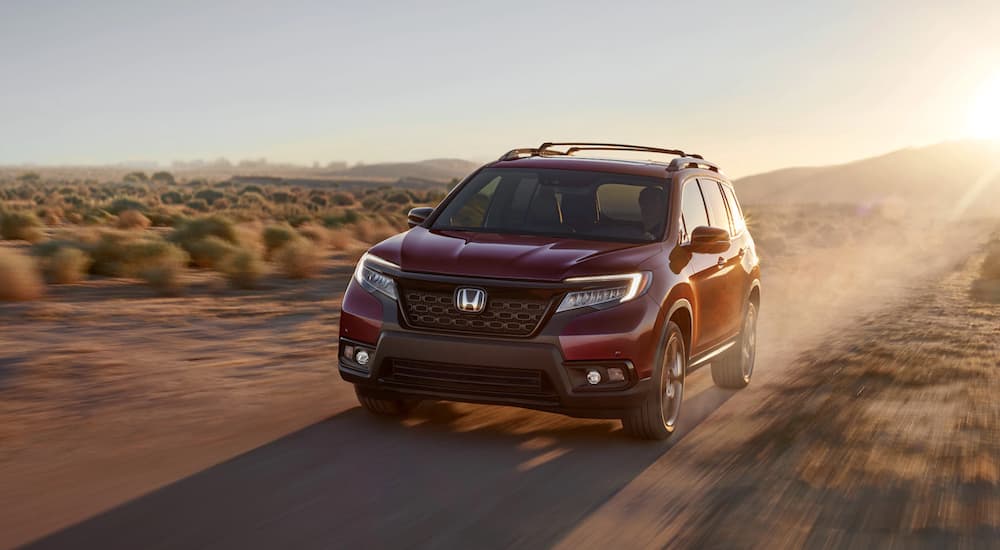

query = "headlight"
353;252;398;300
557;272;651;312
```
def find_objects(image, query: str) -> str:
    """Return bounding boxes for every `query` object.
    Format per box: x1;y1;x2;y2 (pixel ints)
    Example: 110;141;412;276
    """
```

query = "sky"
1;0;999;177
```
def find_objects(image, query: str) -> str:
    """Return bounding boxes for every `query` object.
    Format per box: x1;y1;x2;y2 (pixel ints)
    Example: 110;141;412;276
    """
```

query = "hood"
368;227;661;282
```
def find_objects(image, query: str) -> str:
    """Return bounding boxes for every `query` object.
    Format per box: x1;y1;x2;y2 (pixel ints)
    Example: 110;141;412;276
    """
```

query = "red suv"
338;143;761;439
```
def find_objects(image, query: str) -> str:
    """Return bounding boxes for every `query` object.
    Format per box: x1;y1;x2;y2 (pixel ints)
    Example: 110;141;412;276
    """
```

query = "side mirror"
407;207;434;228
687;226;730;253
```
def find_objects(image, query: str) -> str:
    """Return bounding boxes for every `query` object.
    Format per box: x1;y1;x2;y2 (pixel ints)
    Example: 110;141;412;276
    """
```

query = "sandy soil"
0;259;353;548
557;244;1000;549
1;209;997;549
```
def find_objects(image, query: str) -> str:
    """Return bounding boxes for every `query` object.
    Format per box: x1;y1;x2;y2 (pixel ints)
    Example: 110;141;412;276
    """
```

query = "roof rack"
498;142;718;172
666;157;721;173
542;142;687;157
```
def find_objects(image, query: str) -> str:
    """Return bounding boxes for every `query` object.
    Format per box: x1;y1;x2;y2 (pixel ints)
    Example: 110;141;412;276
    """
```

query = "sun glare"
966;74;1000;139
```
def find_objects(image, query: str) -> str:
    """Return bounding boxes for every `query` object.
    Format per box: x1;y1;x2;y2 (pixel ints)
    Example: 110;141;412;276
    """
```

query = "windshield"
431;168;670;243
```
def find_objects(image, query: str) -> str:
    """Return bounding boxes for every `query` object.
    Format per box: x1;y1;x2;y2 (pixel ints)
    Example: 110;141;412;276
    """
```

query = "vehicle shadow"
26;372;736;550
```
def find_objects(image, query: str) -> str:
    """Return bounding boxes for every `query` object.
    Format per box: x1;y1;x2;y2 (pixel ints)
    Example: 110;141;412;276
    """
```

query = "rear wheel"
622;322;686;440
711;301;758;389
355;388;420;416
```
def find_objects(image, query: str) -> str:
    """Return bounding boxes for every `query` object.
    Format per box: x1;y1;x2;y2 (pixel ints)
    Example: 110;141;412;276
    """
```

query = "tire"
711;300;758;389
355;388;419;417
622;321;686;440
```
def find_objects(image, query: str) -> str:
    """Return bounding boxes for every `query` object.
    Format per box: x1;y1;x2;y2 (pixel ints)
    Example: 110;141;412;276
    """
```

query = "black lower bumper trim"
338;330;652;419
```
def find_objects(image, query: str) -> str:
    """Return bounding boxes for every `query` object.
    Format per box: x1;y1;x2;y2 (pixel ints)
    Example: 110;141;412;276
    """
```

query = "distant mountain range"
328;159;480;182
735;140;1000;218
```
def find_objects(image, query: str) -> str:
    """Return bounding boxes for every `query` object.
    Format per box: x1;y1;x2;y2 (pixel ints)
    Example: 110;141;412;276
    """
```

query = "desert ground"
1;173;999;548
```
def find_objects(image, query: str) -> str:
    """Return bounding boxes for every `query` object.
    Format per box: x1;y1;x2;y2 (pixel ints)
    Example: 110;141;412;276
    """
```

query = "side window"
698;179;732;235
680;179;709;242
721;184;746;234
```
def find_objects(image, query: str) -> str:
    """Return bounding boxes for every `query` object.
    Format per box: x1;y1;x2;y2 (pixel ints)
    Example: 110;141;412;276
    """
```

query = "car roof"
486;155;719;180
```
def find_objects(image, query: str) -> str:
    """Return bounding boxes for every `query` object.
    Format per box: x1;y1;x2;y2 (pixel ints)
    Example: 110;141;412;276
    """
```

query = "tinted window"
721;184;746;234
433;168;669;243
699;179;732;235
680;179;709;242
447;176;499;227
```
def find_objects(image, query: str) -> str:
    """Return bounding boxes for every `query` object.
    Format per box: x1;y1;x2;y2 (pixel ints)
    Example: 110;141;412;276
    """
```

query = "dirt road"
2;218;997;549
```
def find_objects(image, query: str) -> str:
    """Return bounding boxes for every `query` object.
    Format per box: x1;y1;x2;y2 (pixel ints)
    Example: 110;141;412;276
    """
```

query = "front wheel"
355;388;420;417
711;301;758;389
622;322;686;440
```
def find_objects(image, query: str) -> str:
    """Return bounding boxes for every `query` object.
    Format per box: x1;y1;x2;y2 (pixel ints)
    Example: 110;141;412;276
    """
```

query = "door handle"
717;257;726;269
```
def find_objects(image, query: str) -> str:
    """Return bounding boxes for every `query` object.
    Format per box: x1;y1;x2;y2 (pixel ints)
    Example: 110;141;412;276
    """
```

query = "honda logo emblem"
455;287;487;313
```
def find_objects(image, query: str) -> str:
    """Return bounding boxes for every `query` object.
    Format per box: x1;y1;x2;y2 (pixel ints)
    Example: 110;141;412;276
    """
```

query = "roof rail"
498;147;569;161
667;157;721;173
539;142;689;158
499;142;719;172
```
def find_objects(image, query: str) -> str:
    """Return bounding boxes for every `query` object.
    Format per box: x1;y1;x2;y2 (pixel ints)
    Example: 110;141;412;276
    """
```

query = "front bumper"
339;328;655;419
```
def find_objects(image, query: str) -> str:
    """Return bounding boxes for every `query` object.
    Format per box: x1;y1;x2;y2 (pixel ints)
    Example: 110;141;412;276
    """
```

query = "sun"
966;74;1000;139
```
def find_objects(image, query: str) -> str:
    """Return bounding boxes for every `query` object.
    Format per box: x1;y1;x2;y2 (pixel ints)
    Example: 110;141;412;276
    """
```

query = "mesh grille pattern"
398;280;555;337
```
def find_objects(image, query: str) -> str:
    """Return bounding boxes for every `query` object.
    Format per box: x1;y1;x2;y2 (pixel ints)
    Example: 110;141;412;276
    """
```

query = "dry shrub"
220;248;265;289
170;215;238;249
1;211;45;243
42;207;64;225
275;239;321;279
0;249;44;301
262;224;297;258
297;223;329;247
138;245;189;295
326;227;353;250
89;230;187;278
234;221;265;257
53;226;101;246
186;236;239;269
351;218;396;244
981;238;1000;281
116;209;152;230
41;247;91;284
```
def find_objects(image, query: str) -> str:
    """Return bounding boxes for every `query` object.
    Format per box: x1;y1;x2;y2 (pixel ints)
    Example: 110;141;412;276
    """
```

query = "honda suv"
338;142;761;439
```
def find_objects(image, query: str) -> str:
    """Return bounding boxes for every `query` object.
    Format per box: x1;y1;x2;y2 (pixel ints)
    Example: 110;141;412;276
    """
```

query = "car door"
679;178;729;353
697;178;745;343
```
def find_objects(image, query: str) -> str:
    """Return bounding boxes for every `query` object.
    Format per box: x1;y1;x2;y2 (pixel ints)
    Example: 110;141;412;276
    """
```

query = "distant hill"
328;159;480;182
0;158;483;188
735;140;1000;218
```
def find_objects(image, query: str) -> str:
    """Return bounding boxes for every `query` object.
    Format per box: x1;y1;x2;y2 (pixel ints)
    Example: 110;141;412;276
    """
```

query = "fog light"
607;367;625;382
343;345;355;360
355;350;370;366
586;369;602;385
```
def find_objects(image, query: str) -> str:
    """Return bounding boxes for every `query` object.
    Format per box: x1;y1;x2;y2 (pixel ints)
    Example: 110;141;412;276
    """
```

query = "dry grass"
40;246;91;284
296;223;330;247
138;245;189;295
0;248;45;300
325;228;353;250
186;236;238;269
352;218;396;244
0;173;445;298
115;210;152;230
234;222;265;257
981;237;1000;280
0;211;45;243
220;248;265;289
275;239;322;279
974;236;1000;300
262;224;297;259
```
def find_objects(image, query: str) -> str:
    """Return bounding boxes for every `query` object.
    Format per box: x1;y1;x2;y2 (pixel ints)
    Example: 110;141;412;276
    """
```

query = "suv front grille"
381;359;558;402
398;280;556;337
